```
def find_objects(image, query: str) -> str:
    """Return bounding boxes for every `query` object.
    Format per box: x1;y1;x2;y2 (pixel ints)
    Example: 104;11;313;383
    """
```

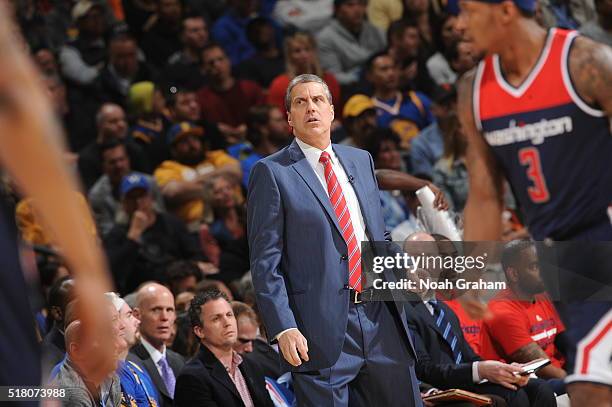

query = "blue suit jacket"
247;139;416;372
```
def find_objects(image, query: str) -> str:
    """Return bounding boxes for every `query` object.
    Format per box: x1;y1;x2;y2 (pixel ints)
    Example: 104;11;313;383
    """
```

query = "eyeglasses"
237;337;255;344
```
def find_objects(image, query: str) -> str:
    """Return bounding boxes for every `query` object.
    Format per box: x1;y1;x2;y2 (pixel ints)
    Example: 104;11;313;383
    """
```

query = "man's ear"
193;325;205;340
287;111;293;128
507;267;520;284
132;307;141;321
330;104;335;122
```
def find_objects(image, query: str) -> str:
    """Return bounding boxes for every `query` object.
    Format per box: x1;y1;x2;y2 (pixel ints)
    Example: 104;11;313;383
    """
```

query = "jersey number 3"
519;147;550;203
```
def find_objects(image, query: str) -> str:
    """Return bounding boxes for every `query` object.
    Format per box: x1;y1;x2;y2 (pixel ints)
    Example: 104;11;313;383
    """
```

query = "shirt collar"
225;350;244;374
140;337;166;364
295;137;336;167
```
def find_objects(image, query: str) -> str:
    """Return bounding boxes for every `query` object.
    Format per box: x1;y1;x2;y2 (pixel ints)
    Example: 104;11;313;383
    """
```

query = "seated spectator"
272;0;334;33
42;72;97;152
129;283;185;407
402;0;435;56
140;0;183;69
317;0;386;86
367;0;403;31
446;40;478;78
33;46;60;77
33;246;71;336
171;310;199;357
268;31;341;119
410;83;456;178
197;44;266;144
228;104;292;188
154;122;241;228
236;18;285;88
366;52;434;152
41;277;75;378
50;313;122;405
78;103;150;190
163;14;209;90
481;241;568;380
164;260;202;296
97;34;157;108
387;18;436;95
426;13;461;85
403;280;557;407
579;0;612;47
203;174;246;248
231;301;259;355
106;292;161;407
364;128;421;238
174;289;274;407
59;1;108;86
432;111;468;212
211;0;267;66
88;139;165;237
339;94;377;148
104;173;205;294
128;81;174;166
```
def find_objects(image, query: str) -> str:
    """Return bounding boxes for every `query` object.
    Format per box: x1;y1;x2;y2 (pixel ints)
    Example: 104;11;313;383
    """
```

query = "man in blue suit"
247;74;422;406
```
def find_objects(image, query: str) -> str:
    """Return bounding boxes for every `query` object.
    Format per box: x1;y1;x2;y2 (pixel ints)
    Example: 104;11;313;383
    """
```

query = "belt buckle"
353;290;362;304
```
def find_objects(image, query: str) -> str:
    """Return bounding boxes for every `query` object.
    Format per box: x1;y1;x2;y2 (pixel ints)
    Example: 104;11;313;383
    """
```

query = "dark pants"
292;301;421;407
471;378;556;407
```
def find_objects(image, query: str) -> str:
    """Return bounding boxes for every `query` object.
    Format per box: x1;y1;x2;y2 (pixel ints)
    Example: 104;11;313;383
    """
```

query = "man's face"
138;289;176;345
158;0;182;24
287;39;314;69
202;47;231;80
336;0;366;31
35;49;58;76
99;106;128;140
368;55;399;92
172;92;200;122
110;39;139;78
122;188;154;217
441;16;460;48
515;246;546;295
397;27;420;59
234;316;258;354
375;139;402;171
197;299;237;348
452;41;477;74
102;145;130;185
287;82;335;142
352;110;377;137
172;134;204;165
119;303;140;347
457;1;500;54
266;107;290;143
182;17;208;50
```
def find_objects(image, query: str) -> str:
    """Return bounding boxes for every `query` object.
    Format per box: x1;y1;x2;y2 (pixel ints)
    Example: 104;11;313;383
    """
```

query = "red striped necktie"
319;151;362;292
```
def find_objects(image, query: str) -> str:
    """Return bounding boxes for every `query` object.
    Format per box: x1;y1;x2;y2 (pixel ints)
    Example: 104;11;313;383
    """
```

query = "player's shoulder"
567;34;612;107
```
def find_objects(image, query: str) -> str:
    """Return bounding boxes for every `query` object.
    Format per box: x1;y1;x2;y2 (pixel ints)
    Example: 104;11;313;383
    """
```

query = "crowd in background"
3;0;611;405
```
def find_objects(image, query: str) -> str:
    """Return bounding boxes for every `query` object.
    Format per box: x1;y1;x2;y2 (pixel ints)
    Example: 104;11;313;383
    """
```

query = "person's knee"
568;382;612;407
524;379;556;407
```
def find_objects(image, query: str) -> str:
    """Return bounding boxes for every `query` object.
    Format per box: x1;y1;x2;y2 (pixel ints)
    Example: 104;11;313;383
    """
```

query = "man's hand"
278;328;309;367
127;210;154;241
478;360;524;390
426;183;449;211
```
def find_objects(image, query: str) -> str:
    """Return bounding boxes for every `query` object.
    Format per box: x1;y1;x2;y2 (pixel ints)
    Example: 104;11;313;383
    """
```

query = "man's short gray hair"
284;74;333;112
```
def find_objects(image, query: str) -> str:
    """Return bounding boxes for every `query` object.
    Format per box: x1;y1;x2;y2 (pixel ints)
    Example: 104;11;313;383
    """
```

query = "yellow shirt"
154;150;240;224
16;192;97;245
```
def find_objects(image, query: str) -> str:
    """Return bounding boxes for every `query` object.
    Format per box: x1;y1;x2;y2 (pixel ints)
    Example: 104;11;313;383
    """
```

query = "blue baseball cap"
166;121;204;145
461;0;536;12
120;173;151;197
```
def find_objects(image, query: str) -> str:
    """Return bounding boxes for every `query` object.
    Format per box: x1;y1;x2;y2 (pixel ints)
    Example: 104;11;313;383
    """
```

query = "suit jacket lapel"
136;344;170;398
289;140;342;237
414;302;448;341
200;347;241;401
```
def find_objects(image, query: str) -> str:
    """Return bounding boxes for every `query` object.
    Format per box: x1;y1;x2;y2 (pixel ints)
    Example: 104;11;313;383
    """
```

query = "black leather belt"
348;288;376;304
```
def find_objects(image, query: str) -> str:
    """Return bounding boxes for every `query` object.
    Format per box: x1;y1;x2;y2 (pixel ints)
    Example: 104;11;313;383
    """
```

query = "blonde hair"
284;31;323;79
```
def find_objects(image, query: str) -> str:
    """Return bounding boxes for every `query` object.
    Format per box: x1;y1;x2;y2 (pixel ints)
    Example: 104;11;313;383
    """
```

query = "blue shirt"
410;122;444;177
227;142;264;188
117;360;160;407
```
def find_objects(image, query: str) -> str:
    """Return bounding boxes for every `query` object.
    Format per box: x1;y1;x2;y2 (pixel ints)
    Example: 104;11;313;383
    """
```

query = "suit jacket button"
341;254;348;261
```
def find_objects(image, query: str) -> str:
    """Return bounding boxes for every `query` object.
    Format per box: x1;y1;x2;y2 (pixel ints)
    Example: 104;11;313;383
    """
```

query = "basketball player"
455;0;611;405
0;2;112;397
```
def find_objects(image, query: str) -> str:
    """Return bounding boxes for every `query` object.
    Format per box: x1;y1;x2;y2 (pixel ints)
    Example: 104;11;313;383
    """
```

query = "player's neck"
497;22;548;87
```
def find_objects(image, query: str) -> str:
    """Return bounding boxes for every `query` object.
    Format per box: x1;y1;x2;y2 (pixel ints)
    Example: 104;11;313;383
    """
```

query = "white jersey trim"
472;61;485;132
492;29;556;99
560;31;605;118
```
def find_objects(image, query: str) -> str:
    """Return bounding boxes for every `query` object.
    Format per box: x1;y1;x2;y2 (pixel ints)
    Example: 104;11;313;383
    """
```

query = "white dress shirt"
141;337;167;377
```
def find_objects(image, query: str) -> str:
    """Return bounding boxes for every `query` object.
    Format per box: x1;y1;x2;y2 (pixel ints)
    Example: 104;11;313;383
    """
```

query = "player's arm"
0;4;111;327
374;169;449;210
569;36;612;116
509;342;567;379
457;69;505;241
